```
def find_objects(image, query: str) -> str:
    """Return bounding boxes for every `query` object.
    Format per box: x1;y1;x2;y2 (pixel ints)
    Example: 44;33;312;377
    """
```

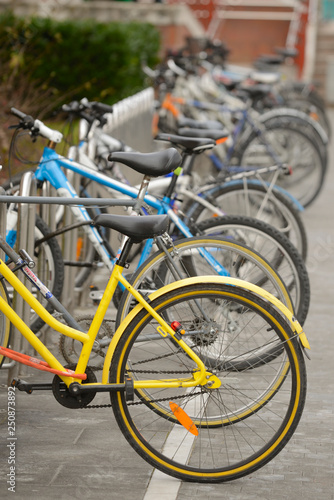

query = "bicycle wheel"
233;115;327;207
110;282;307;482
278;97;331;139
0;280;12;368
193;215;310;325
185;182;308;259
65;203;112;290
59;314;114;369
278;83;331;137
65;177;114;288
258;108;328;163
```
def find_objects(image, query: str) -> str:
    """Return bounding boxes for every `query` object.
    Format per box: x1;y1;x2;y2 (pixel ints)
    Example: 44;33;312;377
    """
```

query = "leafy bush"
0;10;160;105
0;10;160;168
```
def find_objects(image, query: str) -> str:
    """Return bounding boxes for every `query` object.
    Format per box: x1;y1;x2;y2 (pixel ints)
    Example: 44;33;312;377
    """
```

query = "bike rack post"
8;172;37;382
0;186;6;261
0;187;15;374
61;169;81;311
41;181;57;232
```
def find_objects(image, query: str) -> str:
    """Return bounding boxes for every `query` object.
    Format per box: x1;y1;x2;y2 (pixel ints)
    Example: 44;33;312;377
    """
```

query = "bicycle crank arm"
69;382;127;394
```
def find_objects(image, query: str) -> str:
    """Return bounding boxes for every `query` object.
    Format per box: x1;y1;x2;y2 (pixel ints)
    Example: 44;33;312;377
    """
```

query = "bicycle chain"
80;390;204;409
87;346;183;371
80;354;197;409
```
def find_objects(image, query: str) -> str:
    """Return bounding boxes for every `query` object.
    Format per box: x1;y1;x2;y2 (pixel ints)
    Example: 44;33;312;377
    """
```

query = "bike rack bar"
0;196;137;206
41;181;57;233
62;170;79;311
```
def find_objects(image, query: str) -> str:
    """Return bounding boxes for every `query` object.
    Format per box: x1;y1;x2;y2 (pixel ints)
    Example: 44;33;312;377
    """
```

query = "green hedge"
0;10;160;109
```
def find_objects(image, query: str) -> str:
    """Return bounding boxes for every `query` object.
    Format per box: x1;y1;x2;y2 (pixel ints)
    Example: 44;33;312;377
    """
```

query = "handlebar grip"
11;107;28;119
80;111;95;123
11;108;35;128
91;101;113;114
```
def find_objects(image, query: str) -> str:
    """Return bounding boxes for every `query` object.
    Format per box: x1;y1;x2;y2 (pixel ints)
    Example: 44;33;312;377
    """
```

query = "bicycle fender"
220;179;304;211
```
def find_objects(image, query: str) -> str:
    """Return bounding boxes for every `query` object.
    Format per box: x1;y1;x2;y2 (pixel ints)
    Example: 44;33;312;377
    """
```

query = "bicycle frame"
0;252;214;389
8;144;233;278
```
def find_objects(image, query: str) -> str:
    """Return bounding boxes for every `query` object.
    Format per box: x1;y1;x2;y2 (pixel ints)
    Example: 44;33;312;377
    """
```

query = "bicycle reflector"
169;402;199;436
170;321;185;335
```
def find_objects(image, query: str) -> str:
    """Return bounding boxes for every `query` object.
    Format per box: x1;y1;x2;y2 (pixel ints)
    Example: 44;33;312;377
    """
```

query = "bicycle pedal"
125;376;134;402
11;379;33;394
11;379;53;394
89;286;103;304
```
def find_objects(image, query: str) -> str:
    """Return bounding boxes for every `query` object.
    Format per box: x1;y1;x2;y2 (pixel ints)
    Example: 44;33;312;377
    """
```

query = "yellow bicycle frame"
0;259;216;390
0;258;310;391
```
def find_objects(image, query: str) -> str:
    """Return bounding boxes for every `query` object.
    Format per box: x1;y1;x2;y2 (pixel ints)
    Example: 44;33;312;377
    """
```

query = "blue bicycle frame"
30;146;231;277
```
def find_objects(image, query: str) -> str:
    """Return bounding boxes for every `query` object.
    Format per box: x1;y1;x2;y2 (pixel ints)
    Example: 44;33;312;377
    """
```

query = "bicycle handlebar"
10;108;63;143
11;107;31;121
34;120;63;143
61;99;113;126
90;101;113;114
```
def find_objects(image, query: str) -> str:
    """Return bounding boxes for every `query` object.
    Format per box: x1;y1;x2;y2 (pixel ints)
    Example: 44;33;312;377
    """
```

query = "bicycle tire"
184;182;308;259
110;281;307;483
279;97;331;139
233;114;327;207
259;108;328;164
0;280;12;368
115;281;291;420
278;83;331;137
192;215;310;325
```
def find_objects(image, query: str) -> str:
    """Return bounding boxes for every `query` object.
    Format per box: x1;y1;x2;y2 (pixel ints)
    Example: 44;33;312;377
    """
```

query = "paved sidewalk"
1;112;334;500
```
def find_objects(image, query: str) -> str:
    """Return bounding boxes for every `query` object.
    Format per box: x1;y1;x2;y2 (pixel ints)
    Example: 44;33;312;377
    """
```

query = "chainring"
52;365;97;408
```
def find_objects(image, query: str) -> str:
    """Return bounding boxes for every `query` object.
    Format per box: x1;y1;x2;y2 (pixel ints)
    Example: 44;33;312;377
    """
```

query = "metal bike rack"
1;89;154;381
0;187;14;376
0;187;137;383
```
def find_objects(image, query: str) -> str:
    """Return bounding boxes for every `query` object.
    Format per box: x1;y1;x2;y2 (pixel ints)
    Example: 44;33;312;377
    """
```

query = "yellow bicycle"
0;212;309;483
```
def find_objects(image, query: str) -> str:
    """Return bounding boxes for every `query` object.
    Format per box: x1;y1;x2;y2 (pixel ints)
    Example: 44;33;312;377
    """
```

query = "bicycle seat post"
133;174;151;214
